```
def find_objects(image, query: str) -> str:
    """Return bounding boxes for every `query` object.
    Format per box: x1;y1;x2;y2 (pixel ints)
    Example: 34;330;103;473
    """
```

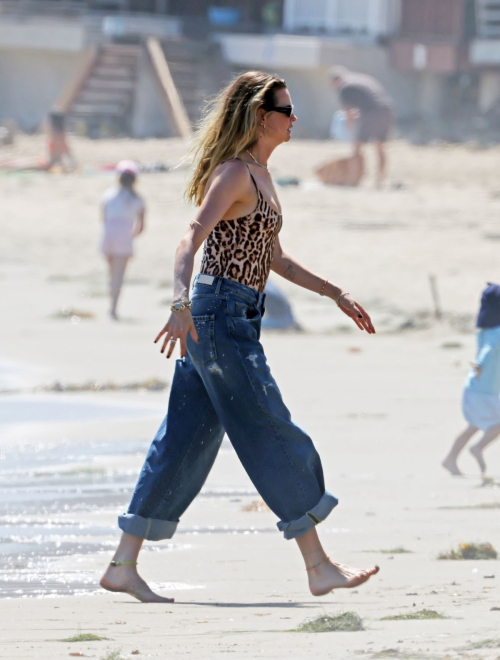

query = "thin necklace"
246;149;269;172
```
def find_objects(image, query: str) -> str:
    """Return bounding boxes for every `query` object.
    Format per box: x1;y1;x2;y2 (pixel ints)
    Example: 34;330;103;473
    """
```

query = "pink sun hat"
116;159;139;175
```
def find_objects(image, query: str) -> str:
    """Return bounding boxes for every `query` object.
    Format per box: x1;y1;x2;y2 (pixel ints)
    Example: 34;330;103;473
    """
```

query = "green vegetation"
372;651;448;660
38;378;169;393
60;633;110;642
293;612;363;633
381;609;445;621
437;542;497;560
100;651;123;660
463;639;500;650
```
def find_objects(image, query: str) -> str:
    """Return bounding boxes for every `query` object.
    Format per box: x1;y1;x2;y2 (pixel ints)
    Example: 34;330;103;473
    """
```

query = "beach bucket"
329;111;356;143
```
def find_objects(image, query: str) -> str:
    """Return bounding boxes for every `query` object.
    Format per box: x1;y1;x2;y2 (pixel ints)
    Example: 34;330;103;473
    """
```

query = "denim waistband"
193;273;266;307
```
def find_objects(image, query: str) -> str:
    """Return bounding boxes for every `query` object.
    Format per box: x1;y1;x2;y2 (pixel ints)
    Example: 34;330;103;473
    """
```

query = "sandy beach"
1;135;499;659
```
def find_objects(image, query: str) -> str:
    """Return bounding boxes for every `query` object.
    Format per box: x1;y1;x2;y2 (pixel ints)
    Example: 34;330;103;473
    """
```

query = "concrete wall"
0;13;182;134
0;13;180;50
131;51;175;138
478;71;500;113
418;72;446;117
0;16;86;52
471;39;500;66
0;48;80;131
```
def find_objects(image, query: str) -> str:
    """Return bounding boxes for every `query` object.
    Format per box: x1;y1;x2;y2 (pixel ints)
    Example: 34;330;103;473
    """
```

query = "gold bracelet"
171;300;193;312
336;292;350;307
319;279;328;296
190;219;211;239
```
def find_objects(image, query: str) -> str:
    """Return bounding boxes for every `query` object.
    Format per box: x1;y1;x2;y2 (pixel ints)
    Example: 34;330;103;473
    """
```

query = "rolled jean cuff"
276;491;338;540
118;512;178;541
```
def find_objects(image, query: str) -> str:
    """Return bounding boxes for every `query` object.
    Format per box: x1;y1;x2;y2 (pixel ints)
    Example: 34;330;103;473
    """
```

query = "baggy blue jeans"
118;274;338;540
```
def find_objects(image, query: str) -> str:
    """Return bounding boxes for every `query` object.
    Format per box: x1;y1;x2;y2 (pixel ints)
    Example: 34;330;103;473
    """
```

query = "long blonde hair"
186;71;287;206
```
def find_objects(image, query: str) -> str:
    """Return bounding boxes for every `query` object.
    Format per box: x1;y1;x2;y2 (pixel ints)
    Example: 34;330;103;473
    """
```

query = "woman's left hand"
337;294;376;334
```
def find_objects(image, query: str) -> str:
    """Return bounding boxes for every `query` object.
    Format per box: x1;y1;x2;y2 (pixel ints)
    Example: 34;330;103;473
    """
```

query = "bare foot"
469;445;486;474
442;456;463;476
100;564;174;603
307;558;379;597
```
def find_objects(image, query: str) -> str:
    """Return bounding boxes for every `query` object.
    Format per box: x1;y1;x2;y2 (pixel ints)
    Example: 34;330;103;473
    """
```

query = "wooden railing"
146;37;192;138
53;45;98;113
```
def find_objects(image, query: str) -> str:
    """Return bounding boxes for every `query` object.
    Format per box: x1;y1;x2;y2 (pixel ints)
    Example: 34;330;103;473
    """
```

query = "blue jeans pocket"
227;299;261;341
187;315;217;366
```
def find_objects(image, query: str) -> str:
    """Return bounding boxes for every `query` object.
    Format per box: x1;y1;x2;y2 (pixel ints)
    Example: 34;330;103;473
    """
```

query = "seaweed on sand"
293;612;363;633
437;542;497;560
381;609;445;621
100;652;123;660
60;633;110;642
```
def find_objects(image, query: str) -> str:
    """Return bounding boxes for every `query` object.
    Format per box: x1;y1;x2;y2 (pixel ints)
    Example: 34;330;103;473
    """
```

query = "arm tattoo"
283;264;296;282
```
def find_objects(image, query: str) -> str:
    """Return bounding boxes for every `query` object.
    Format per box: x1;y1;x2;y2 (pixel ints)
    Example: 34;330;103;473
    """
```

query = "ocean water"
0;394;260;598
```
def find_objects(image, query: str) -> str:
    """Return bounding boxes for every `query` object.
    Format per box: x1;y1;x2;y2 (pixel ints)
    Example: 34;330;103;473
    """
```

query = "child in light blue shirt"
443;283;500;475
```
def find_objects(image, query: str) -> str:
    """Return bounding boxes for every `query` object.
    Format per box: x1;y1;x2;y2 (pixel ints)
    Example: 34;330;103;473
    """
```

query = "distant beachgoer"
0;111;76;172
46;111;76;172
100;71;378;604
101;160;145;320
330;66;393;187
443;283;500;476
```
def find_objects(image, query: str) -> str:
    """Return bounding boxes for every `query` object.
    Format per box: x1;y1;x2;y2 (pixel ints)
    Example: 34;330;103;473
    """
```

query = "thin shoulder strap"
231;157;260;196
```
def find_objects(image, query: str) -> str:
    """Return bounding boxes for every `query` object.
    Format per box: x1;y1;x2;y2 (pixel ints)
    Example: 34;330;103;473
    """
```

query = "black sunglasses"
263;104;294;117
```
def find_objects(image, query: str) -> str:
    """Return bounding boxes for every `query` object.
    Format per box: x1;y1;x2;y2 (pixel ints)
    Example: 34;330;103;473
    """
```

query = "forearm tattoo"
283;264;296;282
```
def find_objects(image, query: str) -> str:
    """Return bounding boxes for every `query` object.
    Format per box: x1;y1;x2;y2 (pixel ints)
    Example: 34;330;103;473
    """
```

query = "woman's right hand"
154;309;199;359
337;294;376;334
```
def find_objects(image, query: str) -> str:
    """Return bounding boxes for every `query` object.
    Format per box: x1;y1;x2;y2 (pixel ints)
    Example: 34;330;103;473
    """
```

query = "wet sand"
0;136;500;658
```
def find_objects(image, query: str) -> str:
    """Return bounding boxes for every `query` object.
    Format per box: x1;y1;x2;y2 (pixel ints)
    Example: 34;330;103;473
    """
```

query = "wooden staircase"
55;37;227;137
63;44;141;136
161;39;213;126
476;0;500;38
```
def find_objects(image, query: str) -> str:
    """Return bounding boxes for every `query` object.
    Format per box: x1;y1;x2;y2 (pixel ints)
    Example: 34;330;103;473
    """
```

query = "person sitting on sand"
100;70;378;604
330;66;393;188
0;111;76;173
443;283;500;476
101;160;145;320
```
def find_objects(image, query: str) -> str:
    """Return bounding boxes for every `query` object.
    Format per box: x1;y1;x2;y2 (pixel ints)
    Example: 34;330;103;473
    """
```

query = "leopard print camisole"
199;161;283;293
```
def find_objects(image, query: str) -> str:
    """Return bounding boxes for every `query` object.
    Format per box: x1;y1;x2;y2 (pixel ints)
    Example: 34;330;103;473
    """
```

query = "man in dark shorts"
330;66;393;187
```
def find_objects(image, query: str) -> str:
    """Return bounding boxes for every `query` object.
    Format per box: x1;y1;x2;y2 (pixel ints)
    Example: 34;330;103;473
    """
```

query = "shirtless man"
330;66;393;187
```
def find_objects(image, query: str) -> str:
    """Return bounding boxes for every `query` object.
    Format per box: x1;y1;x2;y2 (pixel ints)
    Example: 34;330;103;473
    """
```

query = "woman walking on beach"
101;160;145;320
443;283;500;476
101;71;378;603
